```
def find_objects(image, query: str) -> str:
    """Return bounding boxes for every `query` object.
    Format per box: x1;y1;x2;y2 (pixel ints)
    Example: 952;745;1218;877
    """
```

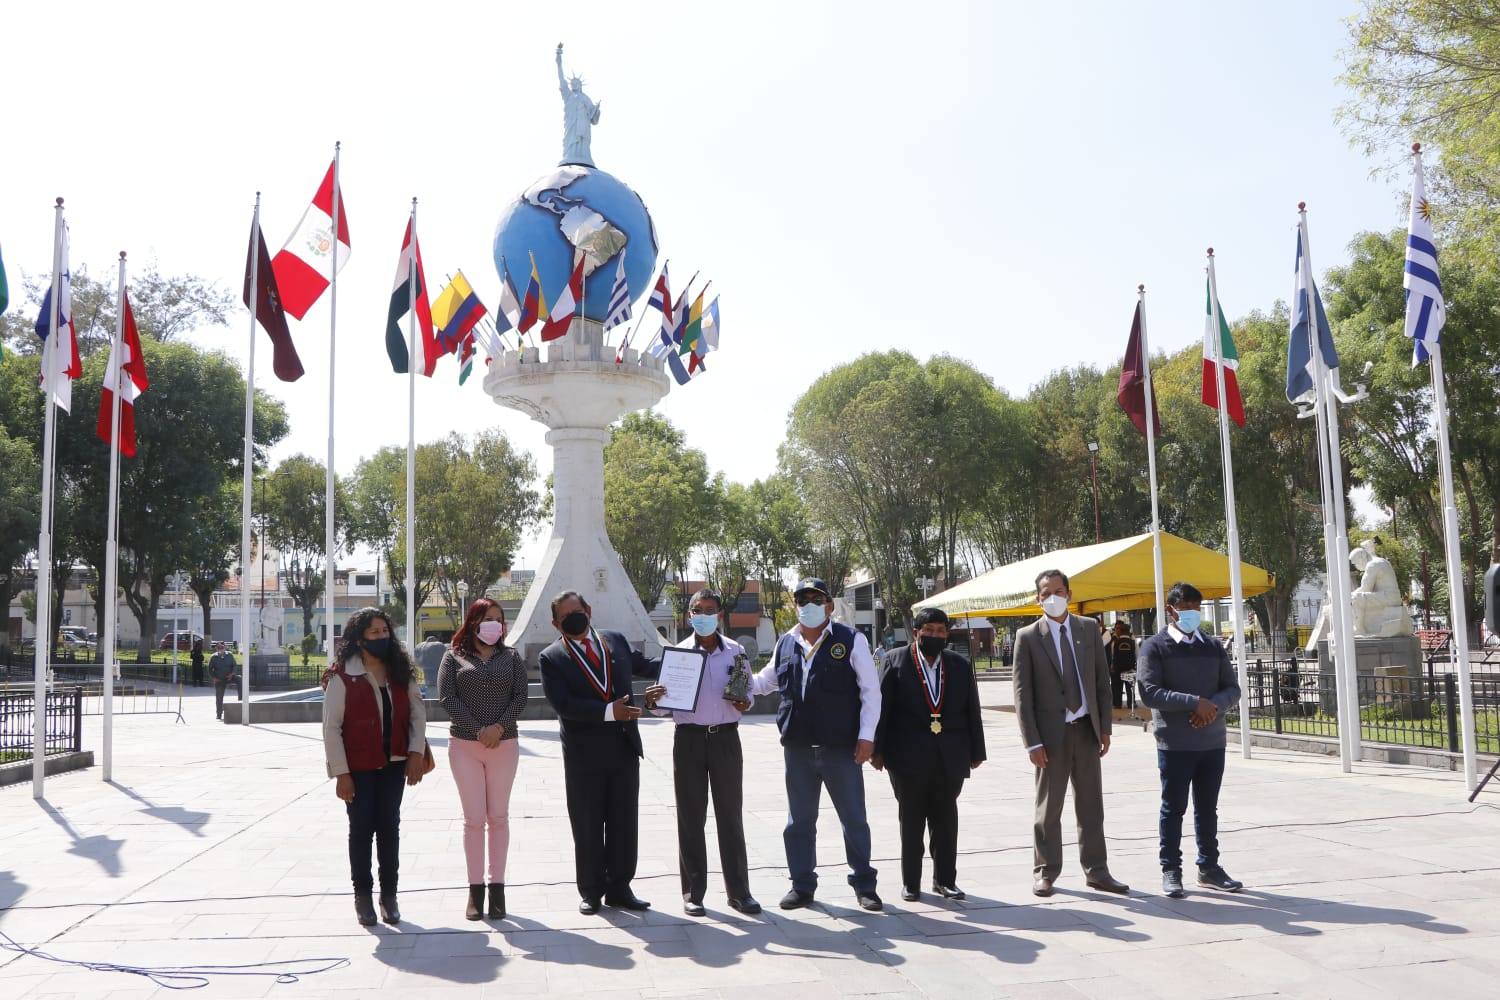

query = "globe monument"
484;44;672;663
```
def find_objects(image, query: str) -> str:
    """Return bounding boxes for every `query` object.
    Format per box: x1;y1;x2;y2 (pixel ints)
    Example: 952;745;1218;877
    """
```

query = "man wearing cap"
750;577;883;912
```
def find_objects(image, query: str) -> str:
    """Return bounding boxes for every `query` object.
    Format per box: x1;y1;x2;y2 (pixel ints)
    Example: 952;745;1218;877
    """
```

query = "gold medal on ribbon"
930;716;943;735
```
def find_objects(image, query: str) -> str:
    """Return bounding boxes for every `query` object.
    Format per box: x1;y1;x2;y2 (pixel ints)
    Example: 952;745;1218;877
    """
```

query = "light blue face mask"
1174;609;1202;633
690;613;719;637
797;602;828;628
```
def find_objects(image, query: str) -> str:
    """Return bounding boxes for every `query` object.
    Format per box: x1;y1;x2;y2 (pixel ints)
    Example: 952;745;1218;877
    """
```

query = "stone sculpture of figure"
1349;538;1413;638
556;43;601;167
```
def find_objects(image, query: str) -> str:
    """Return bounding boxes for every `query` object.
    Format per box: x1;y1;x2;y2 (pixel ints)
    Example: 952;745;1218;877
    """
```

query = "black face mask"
363;636;392;659
918;635;947;657
560;610;590;636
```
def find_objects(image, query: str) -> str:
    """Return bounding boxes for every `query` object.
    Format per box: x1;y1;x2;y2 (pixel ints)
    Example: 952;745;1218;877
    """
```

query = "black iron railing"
0;687;83;763
1226;663;1500;754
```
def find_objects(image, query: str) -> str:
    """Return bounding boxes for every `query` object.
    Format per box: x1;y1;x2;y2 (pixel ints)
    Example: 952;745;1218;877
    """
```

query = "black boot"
378;892;400;924
354;892;377;926
488;883;506;920
466;884;485;920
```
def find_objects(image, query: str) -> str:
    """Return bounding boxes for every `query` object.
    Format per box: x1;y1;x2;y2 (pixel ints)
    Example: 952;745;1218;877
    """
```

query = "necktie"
1058;625;1084;714
582;638;601;669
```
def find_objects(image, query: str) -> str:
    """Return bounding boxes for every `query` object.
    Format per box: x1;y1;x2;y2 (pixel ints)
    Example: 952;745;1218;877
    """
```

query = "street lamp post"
1087;441;1102;543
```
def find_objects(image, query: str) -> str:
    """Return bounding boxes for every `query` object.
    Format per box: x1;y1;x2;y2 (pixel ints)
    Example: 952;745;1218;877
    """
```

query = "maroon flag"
1117;301;1159;437
243;217;304;382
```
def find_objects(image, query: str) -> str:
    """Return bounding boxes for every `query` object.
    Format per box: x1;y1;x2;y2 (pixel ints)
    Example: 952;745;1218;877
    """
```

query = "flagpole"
1428;344;1479;789
324;141;341;679
1206;251;1252;759
406;199;418;653
621;259;667;353
1410;145;1478;790
33;198;63;799
1299;206;1360;767
102;251;127;781
1137;285;1165;629
240;195;263;729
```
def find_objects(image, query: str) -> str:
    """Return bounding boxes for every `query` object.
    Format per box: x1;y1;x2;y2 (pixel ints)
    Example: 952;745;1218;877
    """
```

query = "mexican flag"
1201;277;1245;426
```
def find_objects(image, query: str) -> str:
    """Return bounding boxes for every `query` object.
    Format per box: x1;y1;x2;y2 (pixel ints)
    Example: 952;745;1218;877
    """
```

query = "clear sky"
1;0;1405;576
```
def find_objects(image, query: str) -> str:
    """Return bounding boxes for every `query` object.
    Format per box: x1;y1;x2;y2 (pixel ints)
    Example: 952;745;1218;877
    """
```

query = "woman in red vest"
322;607;427;926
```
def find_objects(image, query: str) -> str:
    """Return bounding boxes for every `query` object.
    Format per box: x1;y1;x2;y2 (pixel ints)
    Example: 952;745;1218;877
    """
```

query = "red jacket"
333;665;410;772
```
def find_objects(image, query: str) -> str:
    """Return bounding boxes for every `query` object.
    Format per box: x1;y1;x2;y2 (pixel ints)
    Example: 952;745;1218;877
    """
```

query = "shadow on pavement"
107;781;211;836
38;799;125;877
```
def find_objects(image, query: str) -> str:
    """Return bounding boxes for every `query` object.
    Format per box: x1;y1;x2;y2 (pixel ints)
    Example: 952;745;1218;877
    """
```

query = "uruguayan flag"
603;249;631;332
1286;229;1340;405
1404;156;1445;366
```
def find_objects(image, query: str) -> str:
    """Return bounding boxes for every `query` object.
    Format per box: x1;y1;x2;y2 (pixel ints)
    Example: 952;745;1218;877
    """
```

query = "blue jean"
346;762;407;894
783;745;876;894
1157;748;1225;869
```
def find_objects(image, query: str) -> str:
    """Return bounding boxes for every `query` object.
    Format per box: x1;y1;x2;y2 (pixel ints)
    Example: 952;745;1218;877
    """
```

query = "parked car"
159;631;204;650
59;627;96;650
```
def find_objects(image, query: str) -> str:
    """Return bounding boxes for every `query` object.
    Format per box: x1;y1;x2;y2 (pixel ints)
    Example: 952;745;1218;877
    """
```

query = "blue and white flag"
1286;230;1340;405
35;220;81;413
702;295;720;350
1404;155;1445;366
603;249;631;332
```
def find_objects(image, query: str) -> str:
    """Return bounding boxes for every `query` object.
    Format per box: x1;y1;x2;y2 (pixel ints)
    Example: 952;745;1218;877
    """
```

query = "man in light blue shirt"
652;588;761;916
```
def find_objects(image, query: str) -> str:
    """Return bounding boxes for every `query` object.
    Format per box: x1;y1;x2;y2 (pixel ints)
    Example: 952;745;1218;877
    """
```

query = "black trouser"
563;733;640;900
672;723;750;903
213;678;232;717
346;761;407;894
888;767;967;889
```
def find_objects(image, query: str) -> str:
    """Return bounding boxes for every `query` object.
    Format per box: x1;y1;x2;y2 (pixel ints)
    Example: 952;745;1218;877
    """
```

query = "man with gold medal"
872;607;987;902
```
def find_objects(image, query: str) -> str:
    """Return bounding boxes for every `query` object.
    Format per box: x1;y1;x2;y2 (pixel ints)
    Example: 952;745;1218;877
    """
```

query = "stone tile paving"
0;681;1495;998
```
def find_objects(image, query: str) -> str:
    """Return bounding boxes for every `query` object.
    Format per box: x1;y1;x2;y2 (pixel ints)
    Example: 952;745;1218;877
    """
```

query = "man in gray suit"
1013;568;1128;897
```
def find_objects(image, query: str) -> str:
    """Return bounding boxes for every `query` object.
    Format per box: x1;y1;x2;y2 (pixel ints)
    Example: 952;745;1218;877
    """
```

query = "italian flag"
1202;277;1245;426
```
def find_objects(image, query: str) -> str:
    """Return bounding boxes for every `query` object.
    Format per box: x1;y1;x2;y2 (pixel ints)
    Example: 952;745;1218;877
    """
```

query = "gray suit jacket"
1013;614;1112;751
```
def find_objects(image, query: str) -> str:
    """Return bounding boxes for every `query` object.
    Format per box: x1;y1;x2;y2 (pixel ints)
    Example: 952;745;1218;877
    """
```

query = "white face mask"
1039;594;1069;618
797;602;828;628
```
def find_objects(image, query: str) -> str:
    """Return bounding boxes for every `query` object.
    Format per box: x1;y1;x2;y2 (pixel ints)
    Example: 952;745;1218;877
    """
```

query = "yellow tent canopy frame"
912;532;1273;618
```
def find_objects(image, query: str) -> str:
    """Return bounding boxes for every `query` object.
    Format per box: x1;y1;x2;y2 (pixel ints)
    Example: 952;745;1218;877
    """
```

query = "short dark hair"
1166;581;1203;606
550;589;588;620
688;588;722;611
1035;569;1069;594
913;607;949;629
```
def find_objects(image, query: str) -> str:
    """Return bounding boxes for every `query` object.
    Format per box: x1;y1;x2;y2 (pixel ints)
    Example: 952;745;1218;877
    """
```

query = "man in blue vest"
750;578;884;911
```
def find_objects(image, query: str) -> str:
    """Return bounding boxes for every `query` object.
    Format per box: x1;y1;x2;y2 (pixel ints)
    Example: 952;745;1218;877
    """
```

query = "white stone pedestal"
483;319;671;664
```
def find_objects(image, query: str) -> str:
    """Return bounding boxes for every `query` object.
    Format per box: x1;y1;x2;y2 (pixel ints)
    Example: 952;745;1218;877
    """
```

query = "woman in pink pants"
438;598;528;920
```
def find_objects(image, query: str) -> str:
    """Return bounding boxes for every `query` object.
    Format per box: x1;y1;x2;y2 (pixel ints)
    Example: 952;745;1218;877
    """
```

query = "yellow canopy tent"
911;532;1273;618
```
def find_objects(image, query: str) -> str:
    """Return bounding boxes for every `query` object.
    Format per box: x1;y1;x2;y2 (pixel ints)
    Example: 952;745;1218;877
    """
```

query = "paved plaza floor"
2;683;1499;999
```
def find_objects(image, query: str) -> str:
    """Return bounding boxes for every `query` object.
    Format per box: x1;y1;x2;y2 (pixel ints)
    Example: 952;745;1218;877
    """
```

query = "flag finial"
1412;142;1422;153
1138;284;1145;292
55;197;63;207
1298;201;1306;211
119;251;126;261
1207;247;1215;257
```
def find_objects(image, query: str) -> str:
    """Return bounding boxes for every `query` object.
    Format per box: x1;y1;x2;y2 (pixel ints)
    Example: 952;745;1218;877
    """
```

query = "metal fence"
0;687;83;763
1227;662;1500;754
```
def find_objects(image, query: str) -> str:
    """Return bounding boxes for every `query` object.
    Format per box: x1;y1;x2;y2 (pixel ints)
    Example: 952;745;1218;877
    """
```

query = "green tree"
263;454;350;647
603;412;715;609
732;473;812;632
699;480;755;620
0;418;41;650
1340;1;1500;249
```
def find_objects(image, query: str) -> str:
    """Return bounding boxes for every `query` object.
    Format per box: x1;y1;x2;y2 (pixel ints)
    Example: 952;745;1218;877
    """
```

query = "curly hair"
336;606;414;688
452;597;507;657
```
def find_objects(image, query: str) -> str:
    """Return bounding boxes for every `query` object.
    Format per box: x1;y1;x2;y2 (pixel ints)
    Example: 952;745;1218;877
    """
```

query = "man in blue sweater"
1135;581;1244;898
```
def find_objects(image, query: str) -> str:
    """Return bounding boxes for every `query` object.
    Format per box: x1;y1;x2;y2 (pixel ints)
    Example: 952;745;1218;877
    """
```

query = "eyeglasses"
795;594;828;606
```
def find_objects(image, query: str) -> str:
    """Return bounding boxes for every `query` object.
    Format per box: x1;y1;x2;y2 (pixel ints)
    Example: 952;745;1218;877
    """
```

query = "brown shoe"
1085;873;1130;894
1032;876;1054;897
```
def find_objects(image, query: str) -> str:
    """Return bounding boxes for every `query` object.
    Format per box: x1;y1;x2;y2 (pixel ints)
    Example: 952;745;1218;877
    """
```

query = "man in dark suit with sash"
872;607;987;901
538;590;662;915
750;578;884;912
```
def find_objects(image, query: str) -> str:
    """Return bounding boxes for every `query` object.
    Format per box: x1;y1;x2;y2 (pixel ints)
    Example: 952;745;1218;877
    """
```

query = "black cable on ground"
0;928;349;990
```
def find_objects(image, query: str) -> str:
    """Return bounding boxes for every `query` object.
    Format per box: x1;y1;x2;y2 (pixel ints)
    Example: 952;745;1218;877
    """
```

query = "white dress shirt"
751;622;882;742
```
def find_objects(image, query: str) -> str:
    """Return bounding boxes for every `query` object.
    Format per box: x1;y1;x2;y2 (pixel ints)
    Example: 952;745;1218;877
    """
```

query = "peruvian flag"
1201;277;1245;426
97;290;149;457
540;250;585;342
271;161;351;320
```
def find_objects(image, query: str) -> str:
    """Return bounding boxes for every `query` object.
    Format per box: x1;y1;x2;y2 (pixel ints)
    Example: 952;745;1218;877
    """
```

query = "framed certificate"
656;647;708;713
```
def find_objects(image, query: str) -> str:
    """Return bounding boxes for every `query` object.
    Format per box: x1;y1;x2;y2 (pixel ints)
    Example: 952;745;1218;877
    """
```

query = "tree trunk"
193;583;216;650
